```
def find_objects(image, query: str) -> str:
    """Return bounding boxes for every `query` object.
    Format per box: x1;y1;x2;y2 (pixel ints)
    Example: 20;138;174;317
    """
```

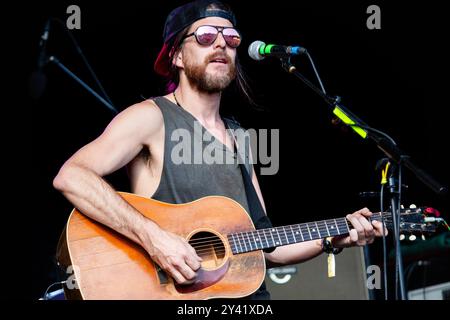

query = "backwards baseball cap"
154;0;237;78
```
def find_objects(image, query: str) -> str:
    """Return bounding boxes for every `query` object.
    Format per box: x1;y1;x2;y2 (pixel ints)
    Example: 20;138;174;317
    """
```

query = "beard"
183;52;236;93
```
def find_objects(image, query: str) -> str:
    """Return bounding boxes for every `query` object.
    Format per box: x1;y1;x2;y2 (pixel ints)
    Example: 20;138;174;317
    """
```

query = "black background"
28;0;449;300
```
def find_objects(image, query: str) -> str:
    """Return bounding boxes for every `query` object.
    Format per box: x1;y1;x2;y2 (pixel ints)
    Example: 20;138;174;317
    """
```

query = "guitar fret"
256;231;262;249
332;220;341;236
297;224;304;242
278;228;285;245
300;224;311;241
345;218;351;232
317;221;329;238
262;230;270;248
314;221;322;238
282;227;290;244
256;230;262;248
242;233;248;251
241;233;248;252
337;218;350;234
253;232;263;249
269;228;276;246
306;224;310;238
230;234;238;254
326;220;336;236
307;223;316;239
290;225;297;242
277;228;284;245
236;233;245;253
329;224;336;236
237;233;244;253
246;232;253;251
333;219;340;235
251;231;259;250
323;220;330;236
275;227;285;245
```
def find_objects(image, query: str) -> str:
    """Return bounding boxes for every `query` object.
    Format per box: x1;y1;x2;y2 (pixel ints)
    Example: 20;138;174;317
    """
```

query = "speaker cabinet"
265;247;369;299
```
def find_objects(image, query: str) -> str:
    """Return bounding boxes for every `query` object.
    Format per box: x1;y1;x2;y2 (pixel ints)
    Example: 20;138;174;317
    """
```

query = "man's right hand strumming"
137;222;203;285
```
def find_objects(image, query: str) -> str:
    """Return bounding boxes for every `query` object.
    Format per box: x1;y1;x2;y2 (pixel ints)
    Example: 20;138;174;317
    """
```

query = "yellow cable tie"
381;162;390;185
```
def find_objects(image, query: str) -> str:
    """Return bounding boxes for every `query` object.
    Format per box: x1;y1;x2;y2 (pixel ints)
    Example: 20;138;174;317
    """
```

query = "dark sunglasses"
182;25;242;48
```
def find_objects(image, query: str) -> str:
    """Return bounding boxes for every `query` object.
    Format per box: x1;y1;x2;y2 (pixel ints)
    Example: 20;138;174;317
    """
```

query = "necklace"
173;91;182;108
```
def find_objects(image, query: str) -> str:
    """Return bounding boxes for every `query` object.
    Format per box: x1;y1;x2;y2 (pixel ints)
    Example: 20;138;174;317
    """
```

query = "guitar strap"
224;118;275;253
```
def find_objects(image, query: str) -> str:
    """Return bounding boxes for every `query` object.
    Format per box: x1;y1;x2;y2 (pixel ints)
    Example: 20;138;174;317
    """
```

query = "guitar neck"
226;213;386;254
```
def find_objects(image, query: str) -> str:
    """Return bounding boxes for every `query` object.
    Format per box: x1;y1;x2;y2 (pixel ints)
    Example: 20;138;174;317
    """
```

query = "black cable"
422;260;428;299
306;51;327;95
397;163;404;299
42;281;65;300
380;183;388;300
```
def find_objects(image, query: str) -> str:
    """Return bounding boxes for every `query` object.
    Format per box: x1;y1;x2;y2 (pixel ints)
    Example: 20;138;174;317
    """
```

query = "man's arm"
53;100;202;284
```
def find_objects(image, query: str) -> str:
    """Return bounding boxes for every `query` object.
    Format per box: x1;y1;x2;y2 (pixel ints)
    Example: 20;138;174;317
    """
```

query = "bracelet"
321;237;343;255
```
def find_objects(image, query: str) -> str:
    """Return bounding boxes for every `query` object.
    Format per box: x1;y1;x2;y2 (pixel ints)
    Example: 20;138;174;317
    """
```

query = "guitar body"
57;192;265;300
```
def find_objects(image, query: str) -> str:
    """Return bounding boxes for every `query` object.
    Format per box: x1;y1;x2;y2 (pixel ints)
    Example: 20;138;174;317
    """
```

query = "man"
53;0;386;299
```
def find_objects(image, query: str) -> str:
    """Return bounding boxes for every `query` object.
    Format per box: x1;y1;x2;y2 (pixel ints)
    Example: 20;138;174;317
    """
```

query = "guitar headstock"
398;207;438;234
374;206;440;237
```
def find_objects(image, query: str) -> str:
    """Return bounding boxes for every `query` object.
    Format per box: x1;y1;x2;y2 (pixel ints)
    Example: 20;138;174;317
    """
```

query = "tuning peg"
422;234;426;241
400;234;405;241
409;204;417;209
401;205;405;209
409;235;417;241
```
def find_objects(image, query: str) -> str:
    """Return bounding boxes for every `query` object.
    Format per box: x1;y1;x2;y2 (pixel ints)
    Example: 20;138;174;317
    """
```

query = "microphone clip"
280;57;296;73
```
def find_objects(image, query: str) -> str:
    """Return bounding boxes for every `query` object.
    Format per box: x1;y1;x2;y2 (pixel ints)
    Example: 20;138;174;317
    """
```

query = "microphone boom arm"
279;58;447;196
48;56;118;115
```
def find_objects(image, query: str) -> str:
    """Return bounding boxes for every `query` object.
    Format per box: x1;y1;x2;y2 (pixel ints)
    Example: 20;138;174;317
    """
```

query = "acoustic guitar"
56;192;436;299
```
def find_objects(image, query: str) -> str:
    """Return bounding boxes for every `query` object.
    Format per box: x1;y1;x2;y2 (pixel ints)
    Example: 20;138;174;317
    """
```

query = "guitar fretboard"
226;214;387;254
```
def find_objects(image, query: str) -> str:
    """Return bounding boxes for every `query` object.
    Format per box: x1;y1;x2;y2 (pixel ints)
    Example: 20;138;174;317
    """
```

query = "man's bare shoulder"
121;99;162;122
102;99;163;144
116;99;163;128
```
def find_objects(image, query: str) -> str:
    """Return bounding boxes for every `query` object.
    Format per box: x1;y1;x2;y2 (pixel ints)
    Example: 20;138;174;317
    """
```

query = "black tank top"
151;96;252;212
151;96;270;299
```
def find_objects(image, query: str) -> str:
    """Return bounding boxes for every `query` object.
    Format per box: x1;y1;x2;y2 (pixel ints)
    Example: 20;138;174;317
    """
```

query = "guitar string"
191;222;399;252
188;215;395;246
189;226;346;248
194;230;404;256
191;226;397;254
191;223;402;253
187;219;353;245
188;217;397;248
187;212;392;245
192;222;405;255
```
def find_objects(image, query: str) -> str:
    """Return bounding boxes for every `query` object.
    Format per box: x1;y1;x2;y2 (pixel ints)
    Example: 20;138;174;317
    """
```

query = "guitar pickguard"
174;259;230;293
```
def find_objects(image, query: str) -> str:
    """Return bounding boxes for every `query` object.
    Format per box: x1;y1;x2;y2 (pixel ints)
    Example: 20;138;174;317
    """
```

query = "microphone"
29;20;50;99
38;20;50;69
248;40;306;61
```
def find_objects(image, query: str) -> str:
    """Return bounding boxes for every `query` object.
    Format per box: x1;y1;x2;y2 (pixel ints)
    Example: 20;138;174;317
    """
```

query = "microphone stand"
46;55;118;115
278;57;447;300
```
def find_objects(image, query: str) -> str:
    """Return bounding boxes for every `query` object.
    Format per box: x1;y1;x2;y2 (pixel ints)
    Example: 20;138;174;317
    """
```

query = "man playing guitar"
53;0;386;299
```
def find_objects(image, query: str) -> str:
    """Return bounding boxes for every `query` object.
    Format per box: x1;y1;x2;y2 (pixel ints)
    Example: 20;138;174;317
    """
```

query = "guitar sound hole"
189;231;226;269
